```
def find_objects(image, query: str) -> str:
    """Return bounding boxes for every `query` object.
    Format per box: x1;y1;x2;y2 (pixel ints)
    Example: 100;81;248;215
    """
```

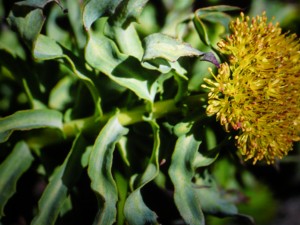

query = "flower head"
202;12;300;164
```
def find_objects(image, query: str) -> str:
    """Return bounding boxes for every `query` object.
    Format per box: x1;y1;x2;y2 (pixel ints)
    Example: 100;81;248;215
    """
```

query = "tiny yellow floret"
202;12;300;164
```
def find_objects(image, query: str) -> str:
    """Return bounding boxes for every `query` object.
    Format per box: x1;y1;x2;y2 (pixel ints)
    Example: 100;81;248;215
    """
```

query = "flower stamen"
202;12;300;164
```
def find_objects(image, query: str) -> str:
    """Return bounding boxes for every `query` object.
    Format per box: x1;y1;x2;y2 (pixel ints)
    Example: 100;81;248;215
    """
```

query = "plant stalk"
26;94;208;149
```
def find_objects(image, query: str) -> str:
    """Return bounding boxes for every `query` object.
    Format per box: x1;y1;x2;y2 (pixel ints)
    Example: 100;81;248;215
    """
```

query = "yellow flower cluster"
202;12;300;164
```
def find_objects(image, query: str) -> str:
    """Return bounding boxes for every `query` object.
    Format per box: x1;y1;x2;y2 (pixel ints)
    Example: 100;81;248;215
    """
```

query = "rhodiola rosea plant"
0;0;299;224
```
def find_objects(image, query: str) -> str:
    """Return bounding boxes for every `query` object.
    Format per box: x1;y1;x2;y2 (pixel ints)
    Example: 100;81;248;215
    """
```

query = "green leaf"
0;49;26;80
194;171;238;216
88;114;129;225
66;0;86;49
15;0;64;9
143;33;219;67
83;0;121;30
31;133;88;225
115;171;128;225
193;149;219;168
85;32;159;102
173;121;194;137
169;132;205;225
117;136;130;166
0;109;63;143
49;76;74;110
109;0;149;27
32;34;102;116
143;33;204;62
107;24;144;60
196;5;241;13
0;29;26;59
34;35;63;59
124;190;158;225
83;0;148;30
193;127;219;167
46;5;73;49
7;7;45;50
193;6;240;47
124;121;160;225
8;1;101;116
169;126;237;223
0;141;34;217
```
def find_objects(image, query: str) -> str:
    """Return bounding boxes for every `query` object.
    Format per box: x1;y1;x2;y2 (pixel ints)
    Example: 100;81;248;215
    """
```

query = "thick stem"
64;93;207;134
26;94;208;148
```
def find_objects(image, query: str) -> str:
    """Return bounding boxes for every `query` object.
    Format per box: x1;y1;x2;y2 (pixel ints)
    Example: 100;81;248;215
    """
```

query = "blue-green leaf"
0;141;34;217
143;33;203;62
193;127;219;168
0;109;63;143
124;190;158;225
49;76;74;110
7;8;45;50
85;32;159;102
169;133;205;225
34;35;63;59
15;0;64;9
143;33;219;67
108;24;144;60
193;6;240;47
194;171;238;216
109;0;149;27
83;0;121;30
66;0;86;49
32;35;102;116
124;121;160;225
195;5;241;14
115;171;128;225
193;149;219;168
31;134;88;225
88;114;128;225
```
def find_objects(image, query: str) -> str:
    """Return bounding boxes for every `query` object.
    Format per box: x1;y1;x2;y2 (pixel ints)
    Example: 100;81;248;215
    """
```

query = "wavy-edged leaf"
194;171;238;216
15;0;63;9
169;132;205;225
85;32;159;102
7;4;97;114
34;34;63;59
117;136;130;167
32;34;102;116
8;2;101;116
7;7;45;50
193;149;219;168
114;171;128;225
0;28;26;59
143;33;203;62
0;109;63;143
193;5;240;47
193;127;219;167
108;24;144;60
0;49;26;80
49;76;74;110
31;134;88;225
143;33;219;67
66;0;86;49
109;0;149;27
196;5;241;14
124;190;157;225
124;121;160;225
0;141;34;217
88;114;128;225
46;5;72;49
83;0;148;30
83;0;121;30
194;11;230;46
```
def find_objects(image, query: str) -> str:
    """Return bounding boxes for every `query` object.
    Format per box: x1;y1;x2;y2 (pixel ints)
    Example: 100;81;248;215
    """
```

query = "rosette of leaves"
0;0;255;224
